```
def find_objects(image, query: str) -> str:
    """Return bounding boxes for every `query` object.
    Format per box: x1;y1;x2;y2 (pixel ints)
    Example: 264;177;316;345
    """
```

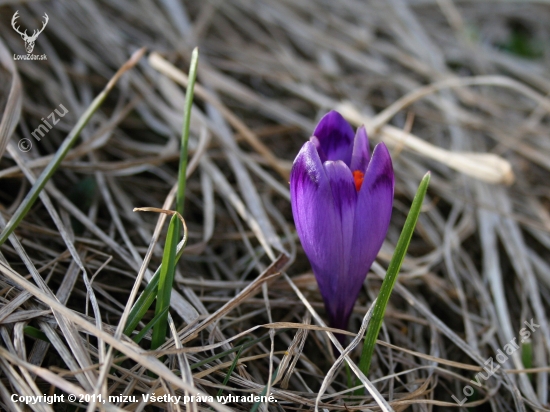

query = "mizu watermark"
11;10;48;60
18;104;68;152
452;319;540;406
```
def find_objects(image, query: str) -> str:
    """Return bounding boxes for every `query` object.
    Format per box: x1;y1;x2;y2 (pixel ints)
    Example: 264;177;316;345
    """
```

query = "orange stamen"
353;170;364;191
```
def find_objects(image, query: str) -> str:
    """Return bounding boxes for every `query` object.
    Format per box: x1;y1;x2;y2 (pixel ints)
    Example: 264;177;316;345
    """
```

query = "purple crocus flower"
290;111;394;334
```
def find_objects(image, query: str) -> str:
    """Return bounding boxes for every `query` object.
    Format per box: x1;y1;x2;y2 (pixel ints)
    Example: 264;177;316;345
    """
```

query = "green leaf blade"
150;48;199;350
150;215;181;349
357;172;431;383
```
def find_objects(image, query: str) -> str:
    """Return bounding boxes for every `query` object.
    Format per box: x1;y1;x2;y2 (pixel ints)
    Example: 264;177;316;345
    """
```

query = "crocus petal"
320;161;357;328
290;142;345;293
312;111;354;166
347;143;394;314
290;144;357;328
309;136;328;162
350;125;371;174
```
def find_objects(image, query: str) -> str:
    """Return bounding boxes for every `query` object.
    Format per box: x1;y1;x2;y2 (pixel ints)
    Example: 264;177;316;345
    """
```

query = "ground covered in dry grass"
0;1;549;411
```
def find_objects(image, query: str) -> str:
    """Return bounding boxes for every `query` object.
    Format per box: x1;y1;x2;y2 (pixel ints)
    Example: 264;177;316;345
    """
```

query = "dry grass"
0;0;550;411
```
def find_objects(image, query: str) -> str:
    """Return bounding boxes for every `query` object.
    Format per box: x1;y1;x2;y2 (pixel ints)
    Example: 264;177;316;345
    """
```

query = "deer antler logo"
11;11;49;54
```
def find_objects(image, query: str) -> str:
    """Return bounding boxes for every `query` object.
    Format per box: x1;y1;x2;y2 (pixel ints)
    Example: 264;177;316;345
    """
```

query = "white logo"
11;11;48;54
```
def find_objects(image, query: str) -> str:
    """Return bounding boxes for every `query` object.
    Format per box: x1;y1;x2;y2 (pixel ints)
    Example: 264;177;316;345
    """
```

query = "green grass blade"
0;48;145;246
190;333;280;370
123;272;159;337
150;214;181;349
111;306;169;367
217;345;245;397
357;172;431;382
249;365;279;412
176;47;199;216
150;48;199;350
522;340;533;381
123;237;187;336
24;326;50;343
132;306;169;344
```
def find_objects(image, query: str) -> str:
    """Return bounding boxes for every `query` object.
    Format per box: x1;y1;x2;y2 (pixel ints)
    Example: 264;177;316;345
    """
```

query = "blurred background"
0;1;549;411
